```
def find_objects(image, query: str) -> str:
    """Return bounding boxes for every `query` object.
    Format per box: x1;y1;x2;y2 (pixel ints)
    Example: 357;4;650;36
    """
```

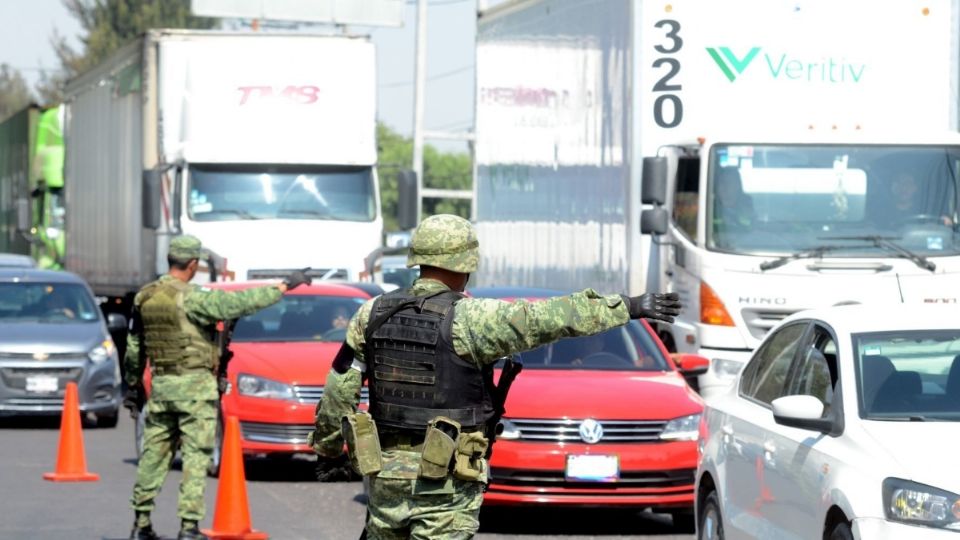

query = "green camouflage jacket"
124;275;283;401
313;277;630;479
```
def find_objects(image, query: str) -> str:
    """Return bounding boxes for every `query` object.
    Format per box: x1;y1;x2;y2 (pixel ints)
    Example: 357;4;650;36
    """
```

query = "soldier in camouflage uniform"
311;214;681;539
123;235;311;540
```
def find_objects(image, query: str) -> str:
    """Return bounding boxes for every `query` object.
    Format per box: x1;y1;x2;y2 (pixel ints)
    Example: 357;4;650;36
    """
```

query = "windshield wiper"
759;245;851;271
204;209;262;220
277;208;330;218
823;235;935;272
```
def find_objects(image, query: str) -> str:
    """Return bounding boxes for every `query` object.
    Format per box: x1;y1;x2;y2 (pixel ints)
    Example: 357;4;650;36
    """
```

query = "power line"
379;64;473;88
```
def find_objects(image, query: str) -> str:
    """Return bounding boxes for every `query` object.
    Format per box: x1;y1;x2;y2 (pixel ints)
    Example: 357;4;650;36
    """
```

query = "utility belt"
342;412;489;482
150;364;212;376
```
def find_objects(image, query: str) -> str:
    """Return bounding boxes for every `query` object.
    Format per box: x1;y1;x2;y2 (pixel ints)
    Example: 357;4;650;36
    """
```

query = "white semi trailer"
475;0;960;398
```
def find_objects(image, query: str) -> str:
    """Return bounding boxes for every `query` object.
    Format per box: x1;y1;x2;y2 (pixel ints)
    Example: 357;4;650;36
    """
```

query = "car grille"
489;467;695;488
0;367;84;391
740;308;796;340
239;421;315;445
293;385;369;405
0;352;85;360
247;268;348;281
506;418;668;443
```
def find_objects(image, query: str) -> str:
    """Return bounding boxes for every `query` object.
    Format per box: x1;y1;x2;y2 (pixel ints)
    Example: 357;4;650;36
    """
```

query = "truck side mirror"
15;198;31;231
397;169;419;231
641;157;668;205
641;208;669;235
142;169;162;229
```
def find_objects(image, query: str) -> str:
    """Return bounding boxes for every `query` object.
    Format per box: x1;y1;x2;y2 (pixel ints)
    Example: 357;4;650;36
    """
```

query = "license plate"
25;375;58;393
565;454;619;482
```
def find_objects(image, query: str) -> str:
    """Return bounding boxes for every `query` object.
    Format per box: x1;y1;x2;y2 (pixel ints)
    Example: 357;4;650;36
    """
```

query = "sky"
0;0;479;151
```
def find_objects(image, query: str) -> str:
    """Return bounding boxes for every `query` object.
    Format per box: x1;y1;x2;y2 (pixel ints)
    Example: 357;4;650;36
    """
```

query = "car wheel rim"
702;506;721;540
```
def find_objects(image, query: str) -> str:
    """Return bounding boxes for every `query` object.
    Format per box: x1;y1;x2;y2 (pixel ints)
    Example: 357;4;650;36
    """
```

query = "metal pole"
412;0;428;223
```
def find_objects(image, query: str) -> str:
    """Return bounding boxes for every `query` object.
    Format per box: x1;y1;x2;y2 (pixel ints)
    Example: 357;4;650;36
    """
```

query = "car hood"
228;341;341;385
501;369;703;420
860;421;960;491
0;321;103;354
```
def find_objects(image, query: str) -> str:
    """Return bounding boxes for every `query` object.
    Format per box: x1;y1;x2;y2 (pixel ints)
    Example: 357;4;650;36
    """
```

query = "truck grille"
741;308;796;340
506;418;667;443
247;268;348;281
489;467;695;488
240;421;314;445
293;385;369;404
0;367;84;391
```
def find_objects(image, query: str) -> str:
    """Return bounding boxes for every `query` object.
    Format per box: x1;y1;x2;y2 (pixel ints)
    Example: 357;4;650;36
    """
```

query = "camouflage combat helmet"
407;214;479;273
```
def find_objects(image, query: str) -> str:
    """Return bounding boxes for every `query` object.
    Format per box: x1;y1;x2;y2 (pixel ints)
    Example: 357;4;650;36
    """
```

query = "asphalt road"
0;413;695;540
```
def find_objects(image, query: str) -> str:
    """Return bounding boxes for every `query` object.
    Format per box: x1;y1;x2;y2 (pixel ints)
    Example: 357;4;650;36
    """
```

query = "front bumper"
222;391;318;455
483;440;697;509
853;517;960;539
696;348;753;402
0;358;120;416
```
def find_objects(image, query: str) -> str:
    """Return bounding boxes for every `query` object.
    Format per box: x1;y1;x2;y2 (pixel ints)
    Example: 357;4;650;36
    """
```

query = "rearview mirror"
15;198;31;231
142;169;162;229
397;170;419;231
671;353;709;376
772;395;833;433
641;208;669;235
641;156;667;205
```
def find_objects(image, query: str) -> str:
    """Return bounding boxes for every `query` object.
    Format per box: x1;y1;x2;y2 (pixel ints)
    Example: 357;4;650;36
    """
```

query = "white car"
696;304;960;539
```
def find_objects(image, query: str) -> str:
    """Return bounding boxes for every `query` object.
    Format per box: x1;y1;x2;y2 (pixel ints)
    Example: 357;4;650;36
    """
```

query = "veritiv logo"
706;47;760;82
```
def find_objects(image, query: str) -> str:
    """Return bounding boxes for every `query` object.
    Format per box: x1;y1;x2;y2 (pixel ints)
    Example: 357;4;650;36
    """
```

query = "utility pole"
412;0;428;222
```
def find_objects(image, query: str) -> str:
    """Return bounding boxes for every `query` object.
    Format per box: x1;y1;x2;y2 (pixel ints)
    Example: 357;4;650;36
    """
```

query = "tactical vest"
365;289;495;433
138;278;218;375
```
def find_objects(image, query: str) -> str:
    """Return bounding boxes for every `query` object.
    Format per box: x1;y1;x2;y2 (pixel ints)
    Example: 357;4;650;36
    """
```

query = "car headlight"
236;374;294;400
712;358;744;379
497;419;522;440
884;478;960;530
88;340;115;364
660;413;701;441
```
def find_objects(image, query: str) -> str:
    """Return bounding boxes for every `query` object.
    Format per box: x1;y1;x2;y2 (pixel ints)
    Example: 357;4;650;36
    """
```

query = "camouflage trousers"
131;399;217;521
365;476;485;539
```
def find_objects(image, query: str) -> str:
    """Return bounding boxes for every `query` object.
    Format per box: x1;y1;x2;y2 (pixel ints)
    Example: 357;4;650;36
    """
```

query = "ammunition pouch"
452;430;489;482
341;411;383;476
418;416;460;480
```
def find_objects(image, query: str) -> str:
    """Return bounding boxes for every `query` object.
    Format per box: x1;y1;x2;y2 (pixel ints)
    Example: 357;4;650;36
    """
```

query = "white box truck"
475;0;960;398
63;30;381;305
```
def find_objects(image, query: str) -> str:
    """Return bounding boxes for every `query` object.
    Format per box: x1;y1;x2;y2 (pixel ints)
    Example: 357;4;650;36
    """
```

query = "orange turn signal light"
700;281;735;326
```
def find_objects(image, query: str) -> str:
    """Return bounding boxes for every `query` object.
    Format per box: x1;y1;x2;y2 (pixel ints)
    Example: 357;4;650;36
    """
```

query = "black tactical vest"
365;289;495;433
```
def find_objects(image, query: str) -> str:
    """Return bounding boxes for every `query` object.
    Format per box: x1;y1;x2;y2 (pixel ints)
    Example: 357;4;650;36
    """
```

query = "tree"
37;0;215;102
376;122;472;232
0;64;33;122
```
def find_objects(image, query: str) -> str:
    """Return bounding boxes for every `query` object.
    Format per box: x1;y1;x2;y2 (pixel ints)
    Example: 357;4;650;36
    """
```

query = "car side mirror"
771;395;833;433
397;169;419;231
142;169;162;229
641;208;669;235
107;313;127;333
671;353;709;376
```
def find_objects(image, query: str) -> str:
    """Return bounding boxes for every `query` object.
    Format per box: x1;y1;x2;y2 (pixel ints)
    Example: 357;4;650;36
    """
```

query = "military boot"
177;520;209;540
129;512;159;540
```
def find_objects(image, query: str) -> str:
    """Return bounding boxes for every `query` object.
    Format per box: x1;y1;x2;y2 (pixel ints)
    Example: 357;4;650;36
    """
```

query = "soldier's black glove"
315;453;358;482
283;267;312;290
622;292;682;323
122;384;145;419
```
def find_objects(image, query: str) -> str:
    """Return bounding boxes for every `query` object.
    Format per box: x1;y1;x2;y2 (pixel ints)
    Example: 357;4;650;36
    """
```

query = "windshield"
506;321;670;371
854;330;960;420
708;144;960;257
188;165;376;222
0;283;100;323
232;294;367;343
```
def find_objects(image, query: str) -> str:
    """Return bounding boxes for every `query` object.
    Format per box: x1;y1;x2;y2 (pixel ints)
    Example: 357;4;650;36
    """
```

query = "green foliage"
377;122;472;232
37;0;215;103
0;65;33;122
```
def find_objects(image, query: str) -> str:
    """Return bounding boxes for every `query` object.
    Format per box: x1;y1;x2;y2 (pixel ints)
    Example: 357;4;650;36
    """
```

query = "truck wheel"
207;412;223;478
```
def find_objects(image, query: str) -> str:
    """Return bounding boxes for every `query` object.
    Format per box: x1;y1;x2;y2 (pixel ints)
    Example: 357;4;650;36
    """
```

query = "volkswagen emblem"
578;418;604;444
32;351;49;361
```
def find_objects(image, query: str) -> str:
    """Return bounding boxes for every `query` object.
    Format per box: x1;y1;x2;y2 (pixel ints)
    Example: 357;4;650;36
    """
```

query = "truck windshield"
707;144;960;257
188;165;376;222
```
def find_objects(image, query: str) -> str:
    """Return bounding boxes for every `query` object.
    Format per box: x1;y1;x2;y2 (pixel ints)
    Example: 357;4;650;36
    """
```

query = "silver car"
0;268;123;426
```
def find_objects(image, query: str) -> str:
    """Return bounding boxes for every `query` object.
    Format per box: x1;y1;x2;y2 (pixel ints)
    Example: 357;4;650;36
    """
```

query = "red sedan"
471;287;708;529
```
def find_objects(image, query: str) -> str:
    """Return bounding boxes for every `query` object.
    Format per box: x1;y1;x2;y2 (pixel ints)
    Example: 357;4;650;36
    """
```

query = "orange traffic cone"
203;415;268;539
43;382;99;482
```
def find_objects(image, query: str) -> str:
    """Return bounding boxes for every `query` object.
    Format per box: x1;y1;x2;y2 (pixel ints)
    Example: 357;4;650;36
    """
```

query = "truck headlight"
237;374;294;400
660;413;701;441
712;358;744;380
883;478;960;530
497;419;522;440
88;340;115;364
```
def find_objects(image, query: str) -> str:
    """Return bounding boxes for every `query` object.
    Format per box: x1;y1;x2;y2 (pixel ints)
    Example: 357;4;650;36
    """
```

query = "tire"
207;411;223;478
698;491;724;540
671;510;696;533
96;409;119;428
828;522;853;540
